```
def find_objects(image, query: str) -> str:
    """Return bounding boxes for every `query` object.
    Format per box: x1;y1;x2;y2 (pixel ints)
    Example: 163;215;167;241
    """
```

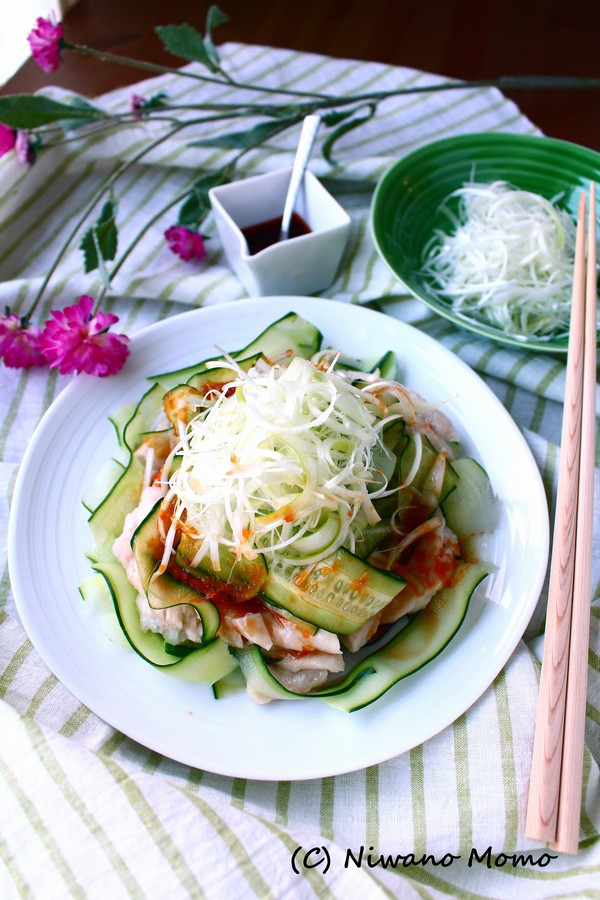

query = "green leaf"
193;171;228;193
79;200;118;274
178;170;229;227
204;6;229;66
189;118;293;150
155;23;218;72
143;92;168;111
92;229;112;291
321;106;365;127
322;104;376;163
0;94;104;129
206;5;229;37
178;192;208;227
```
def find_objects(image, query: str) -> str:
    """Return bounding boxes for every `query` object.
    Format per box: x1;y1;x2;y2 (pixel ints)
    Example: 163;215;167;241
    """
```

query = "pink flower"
0;124;16;159
128;91;166;119
165;226;207;262
0;313;46;368
39;295;130;377
15;131;36;166
27;15;64;73
129;94;146;119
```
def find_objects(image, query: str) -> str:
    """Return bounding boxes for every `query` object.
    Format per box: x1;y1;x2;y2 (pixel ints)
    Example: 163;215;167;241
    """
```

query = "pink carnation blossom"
0;124;16;159
27;15;64;73
129;94;146;119
15;131;36;166
0;313;46;368
39;295;130;377
165;226;207;262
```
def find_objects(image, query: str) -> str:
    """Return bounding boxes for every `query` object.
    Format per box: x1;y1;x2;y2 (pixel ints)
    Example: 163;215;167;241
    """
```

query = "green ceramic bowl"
370;132;600;354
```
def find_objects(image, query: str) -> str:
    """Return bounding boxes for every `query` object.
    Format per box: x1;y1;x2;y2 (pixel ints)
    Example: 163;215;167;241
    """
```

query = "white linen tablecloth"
1;42;599;899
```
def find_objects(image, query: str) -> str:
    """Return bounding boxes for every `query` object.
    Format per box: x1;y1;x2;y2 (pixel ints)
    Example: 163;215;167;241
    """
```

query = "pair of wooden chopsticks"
526;185;597;854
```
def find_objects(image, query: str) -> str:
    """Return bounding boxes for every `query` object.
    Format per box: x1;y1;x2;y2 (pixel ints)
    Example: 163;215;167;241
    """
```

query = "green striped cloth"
1;43;599;898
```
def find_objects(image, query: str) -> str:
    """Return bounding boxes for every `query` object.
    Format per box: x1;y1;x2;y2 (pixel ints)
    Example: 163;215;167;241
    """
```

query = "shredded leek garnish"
167;356;393;568
421;180;578;339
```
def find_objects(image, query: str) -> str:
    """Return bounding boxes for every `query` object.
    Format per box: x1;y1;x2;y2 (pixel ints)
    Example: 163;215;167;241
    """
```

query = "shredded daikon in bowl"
420;180;578;340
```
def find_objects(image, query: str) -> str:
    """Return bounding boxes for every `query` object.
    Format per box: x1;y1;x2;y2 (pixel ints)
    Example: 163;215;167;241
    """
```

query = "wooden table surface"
3;0;600;152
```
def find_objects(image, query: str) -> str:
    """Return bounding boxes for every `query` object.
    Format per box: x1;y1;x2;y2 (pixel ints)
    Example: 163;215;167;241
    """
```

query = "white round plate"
9;297;549;780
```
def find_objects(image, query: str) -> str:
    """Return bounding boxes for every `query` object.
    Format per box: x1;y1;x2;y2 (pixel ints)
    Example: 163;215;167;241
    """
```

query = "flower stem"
344;75;600;104
65;42;600;106
94;125;293;309
26;121;189;318
25;106;266;319
65;43;210;81
66;42;335;101
40;107;258;147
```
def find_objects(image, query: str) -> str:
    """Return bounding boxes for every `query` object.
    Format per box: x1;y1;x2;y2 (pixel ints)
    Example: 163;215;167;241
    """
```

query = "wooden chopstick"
525;187;595;851
551;182;597;853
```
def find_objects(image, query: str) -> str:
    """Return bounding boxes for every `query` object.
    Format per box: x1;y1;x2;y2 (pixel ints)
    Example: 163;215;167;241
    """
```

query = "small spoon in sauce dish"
279;115;321;241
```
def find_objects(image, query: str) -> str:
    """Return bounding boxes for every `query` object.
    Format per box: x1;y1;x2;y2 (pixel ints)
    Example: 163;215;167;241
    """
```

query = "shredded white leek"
421;180;579;339
168;356;391;568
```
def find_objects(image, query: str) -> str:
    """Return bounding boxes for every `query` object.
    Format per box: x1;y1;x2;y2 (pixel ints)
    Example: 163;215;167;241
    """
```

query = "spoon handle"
280;115;321;241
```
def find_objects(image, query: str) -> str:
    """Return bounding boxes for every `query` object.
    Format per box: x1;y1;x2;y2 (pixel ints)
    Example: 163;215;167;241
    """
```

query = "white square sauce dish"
209;167;351;296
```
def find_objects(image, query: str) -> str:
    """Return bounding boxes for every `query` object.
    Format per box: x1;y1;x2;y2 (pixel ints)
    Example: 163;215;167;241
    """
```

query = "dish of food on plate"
9;298;549;779
82;311;496;711
371;132;600;353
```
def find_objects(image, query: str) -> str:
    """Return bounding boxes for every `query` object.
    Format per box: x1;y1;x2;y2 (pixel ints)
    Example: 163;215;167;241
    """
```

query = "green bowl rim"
370;132;600;355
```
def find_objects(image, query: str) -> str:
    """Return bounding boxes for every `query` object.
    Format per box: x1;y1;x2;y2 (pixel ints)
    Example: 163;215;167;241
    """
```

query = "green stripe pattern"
1;41;599;899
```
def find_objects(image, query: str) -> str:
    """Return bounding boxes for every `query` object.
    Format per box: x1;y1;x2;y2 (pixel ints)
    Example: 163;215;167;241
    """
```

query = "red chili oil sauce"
242;212;312;255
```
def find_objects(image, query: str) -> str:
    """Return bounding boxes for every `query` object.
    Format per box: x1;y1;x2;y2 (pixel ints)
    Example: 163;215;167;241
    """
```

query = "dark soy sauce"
242;212;312;255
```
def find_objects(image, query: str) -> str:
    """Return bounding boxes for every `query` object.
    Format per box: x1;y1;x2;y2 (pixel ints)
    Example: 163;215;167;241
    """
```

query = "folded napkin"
1;43;598;898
